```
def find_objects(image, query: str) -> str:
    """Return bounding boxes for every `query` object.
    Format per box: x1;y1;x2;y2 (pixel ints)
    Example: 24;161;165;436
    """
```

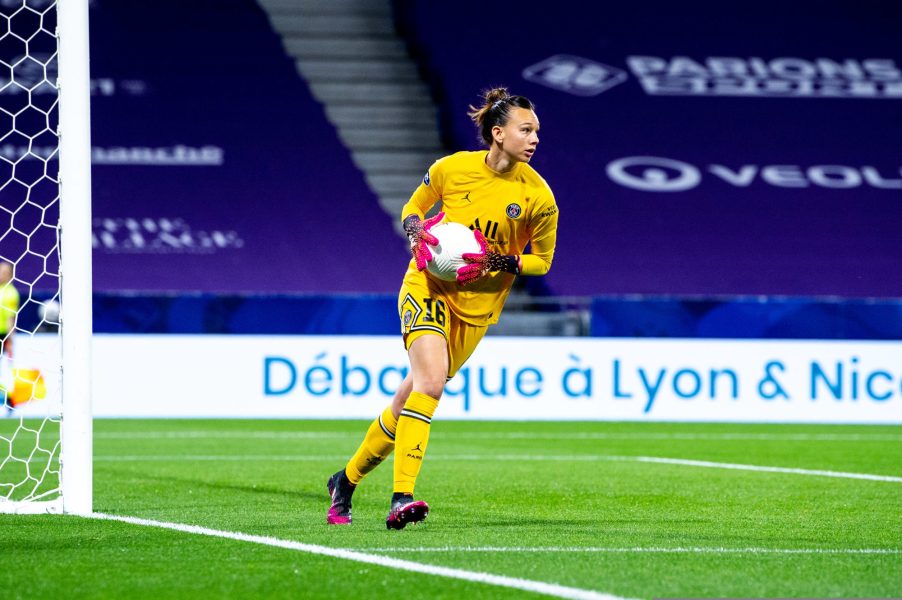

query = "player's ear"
491;125;504;144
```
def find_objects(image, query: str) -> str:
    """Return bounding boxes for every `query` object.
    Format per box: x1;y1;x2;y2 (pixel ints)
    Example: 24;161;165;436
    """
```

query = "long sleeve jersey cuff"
519;254;552;276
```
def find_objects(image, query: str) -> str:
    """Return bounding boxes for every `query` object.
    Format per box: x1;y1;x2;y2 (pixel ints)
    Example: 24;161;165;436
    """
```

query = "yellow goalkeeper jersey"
0;282;18;335
401;150;559;326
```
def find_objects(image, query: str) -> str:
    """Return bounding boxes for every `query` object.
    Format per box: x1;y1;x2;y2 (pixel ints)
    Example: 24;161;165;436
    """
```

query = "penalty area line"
86;512;630;600
352;546;902;555
91;454;902;483
91;431;902;442
629;456;902;483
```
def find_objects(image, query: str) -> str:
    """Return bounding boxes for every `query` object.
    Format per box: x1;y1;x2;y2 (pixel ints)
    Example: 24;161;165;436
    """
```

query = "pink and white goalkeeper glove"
456;229;519;285
403;212;444;271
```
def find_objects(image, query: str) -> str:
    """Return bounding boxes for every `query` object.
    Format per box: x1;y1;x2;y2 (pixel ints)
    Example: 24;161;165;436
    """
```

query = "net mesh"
0;0;63;507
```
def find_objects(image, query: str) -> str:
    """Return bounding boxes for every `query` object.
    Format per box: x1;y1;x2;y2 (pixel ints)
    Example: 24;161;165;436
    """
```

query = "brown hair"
467;87;536;147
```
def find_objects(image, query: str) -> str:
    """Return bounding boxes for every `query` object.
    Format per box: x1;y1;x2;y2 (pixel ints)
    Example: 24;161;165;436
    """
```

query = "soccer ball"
426;221;480;281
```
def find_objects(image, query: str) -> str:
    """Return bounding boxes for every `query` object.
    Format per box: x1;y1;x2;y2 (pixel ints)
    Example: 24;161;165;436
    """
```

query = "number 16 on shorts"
399;293;447;336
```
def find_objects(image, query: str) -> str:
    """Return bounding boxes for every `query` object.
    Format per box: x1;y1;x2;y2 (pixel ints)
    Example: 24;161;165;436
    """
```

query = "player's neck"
484;148;518;174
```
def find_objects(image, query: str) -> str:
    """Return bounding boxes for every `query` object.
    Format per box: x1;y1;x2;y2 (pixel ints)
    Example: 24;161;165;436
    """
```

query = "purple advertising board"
5;0;899;300
396;0;902;297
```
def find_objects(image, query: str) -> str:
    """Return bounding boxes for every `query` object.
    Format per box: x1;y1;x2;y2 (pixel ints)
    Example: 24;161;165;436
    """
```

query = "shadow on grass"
95;466;325;508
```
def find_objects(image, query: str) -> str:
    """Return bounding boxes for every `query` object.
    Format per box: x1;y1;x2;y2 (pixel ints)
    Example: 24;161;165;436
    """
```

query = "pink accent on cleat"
386;499;429;530
326;471;354;525
327;508;351;525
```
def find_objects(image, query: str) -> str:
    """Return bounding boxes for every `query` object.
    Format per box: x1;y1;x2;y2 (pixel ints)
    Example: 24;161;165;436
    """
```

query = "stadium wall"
80;293;902;339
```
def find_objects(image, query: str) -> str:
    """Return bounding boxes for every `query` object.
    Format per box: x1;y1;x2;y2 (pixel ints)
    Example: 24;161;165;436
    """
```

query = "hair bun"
467;86;534;147
484;87;510;104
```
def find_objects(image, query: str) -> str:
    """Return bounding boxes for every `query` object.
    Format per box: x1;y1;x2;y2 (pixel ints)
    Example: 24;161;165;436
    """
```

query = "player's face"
497;108;540;163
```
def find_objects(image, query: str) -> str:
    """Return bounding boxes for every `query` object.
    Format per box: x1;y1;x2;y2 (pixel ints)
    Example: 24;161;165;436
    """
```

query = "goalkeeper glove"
403;212;444;271
457;229;519;285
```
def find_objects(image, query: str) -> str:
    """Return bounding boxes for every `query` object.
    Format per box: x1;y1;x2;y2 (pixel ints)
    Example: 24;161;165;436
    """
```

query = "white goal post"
58;0;93;516
0;0;93;515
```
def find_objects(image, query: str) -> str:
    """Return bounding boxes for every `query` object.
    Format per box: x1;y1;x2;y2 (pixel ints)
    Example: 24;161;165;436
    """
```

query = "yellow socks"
343;392;440;494
393;391;439;495
344;406;397;485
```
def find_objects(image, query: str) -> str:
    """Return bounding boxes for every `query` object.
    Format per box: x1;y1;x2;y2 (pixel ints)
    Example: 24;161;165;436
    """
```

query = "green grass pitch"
1;419;900;599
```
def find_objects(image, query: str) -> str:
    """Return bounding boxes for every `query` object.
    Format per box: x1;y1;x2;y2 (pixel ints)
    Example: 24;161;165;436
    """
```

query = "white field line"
629;456;902;483
352;546;902;555
93;431;902;442
93;455;349;461
86;512;629;600
92;454;902;483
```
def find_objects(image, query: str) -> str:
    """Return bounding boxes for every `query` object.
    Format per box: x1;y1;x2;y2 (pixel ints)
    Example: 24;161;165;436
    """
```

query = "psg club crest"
506;203;522;218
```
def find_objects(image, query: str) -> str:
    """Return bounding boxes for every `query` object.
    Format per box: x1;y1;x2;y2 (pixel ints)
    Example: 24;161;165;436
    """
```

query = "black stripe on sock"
400;409;432;424
378;415;396;440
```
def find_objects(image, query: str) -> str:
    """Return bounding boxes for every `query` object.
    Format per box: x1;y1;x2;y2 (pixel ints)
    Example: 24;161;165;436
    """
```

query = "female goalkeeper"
327;87;559;529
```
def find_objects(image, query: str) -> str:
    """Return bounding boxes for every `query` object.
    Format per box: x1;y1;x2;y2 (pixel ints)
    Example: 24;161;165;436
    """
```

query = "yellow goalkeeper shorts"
398;275;487;379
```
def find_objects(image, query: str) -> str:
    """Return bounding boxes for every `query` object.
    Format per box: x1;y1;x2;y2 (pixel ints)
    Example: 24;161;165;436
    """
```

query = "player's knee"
414;376;445;400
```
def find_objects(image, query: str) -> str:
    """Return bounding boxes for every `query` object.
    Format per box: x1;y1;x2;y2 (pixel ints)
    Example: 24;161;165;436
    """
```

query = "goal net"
0;0;92;515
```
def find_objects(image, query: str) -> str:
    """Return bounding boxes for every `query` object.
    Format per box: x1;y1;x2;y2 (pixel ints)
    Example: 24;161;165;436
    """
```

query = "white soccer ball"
426;221;480;281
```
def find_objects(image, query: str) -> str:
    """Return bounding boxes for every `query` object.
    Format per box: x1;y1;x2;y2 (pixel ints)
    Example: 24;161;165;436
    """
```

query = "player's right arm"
401;159;447;270
401;158;445;221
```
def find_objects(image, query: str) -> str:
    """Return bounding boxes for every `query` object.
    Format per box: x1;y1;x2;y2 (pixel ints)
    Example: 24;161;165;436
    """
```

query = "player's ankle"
391;492;414;505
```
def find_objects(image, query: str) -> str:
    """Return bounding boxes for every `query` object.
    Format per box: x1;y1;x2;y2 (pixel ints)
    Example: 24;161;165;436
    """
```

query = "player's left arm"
457;192;559;285
457;229;519;285
519;193;559;276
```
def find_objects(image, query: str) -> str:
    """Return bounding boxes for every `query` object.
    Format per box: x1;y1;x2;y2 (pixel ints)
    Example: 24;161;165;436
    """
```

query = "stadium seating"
89;0;408;294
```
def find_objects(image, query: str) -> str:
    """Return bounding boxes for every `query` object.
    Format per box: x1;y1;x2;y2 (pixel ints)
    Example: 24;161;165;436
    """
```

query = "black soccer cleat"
326;469;355;525
386;494;429;530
